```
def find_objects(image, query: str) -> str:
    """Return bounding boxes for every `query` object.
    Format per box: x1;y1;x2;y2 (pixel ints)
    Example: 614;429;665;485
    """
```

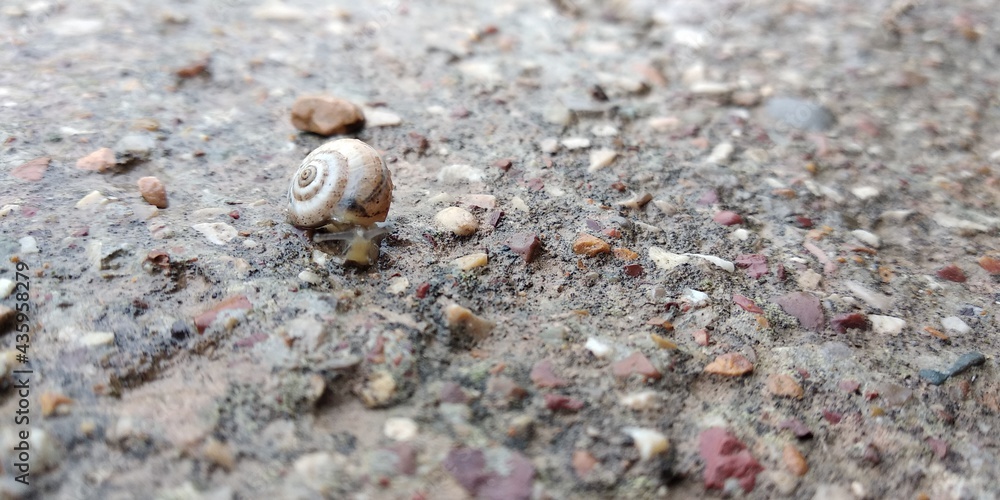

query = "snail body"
287;138;393;230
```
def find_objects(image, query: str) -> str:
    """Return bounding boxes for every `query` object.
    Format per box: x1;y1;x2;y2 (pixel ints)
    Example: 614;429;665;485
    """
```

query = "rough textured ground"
2;0;1000;498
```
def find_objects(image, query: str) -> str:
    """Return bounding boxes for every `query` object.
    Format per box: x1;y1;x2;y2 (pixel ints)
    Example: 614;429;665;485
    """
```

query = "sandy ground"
2;0;1000;498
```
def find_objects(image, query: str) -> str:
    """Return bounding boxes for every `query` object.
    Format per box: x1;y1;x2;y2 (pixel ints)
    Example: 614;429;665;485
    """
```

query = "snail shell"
287;138;393;229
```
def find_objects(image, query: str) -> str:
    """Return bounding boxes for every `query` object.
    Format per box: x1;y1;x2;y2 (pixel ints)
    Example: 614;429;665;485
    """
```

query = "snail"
287;138;393;266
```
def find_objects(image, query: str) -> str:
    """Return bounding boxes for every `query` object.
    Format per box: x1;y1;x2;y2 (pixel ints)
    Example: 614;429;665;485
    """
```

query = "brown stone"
194;295;252;333
137;176;168;208
508;232;542;262
573;233;611;257
612;351;661;381
12;157;49;181
979;256;1000;275
530;359;567;388
704;353;753;376
76;148;116;172
783;444;808;476
766;374;804;399
290;95;365;136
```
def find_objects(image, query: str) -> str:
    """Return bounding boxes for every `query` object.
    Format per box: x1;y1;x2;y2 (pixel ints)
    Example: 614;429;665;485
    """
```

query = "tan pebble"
75;148;116;172
704;353;753;376
451;253;488;270
649;333;677;349
573;233;611;257
358;369;397;408
613;248;639;260
434;207;479;236
40;392;74;417
443;303;494;340
766;374;804;399
79;420;97;436
137;176;168;208
572;450;598;478
203;438;235;471
783;444;808;476
290;95;365;136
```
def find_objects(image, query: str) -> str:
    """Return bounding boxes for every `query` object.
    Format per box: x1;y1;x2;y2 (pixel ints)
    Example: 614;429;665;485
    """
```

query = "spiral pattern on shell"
287;138;393;229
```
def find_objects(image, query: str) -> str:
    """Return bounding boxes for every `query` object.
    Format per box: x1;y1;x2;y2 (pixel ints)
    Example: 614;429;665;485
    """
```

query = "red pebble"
699;427;764;493
623;264;643;277
713;210;743;226
822;409;843;424
415;283;431;299
830;312;870;333
734;254;768;278
732;294;764;313
936;264;967;283
611;352;661;381
544;393;584;412
838;380;860;393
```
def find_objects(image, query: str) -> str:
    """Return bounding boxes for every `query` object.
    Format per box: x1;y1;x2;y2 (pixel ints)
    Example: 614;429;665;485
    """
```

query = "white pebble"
383;417;418;441
427;192;454;205
682;288;710;307
588;149;617;172
687;253;735;273
75;190;108;208
434;207;478;236
584;337;614;358
870;315;906;335
539;137;559;153
590;124;619;137
365;109;402;127
941;316;971;335
730;228;750;241
797;269;822;290
18;236;38;254
387;276;409;295
510;196;530;213
648;247;690;270
311;249;329;266
79;331;115;347
621;390;659;410
0;279;14;299
622;427;669;460
0;204;19;217
706;142;734;164
851;186;880;200
851;229;881;248
844;281;893;310
191;222;238;245
561;137;591;150
298;270;322;285
251;3;307;21
647;116;680;131
437;164;484;184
